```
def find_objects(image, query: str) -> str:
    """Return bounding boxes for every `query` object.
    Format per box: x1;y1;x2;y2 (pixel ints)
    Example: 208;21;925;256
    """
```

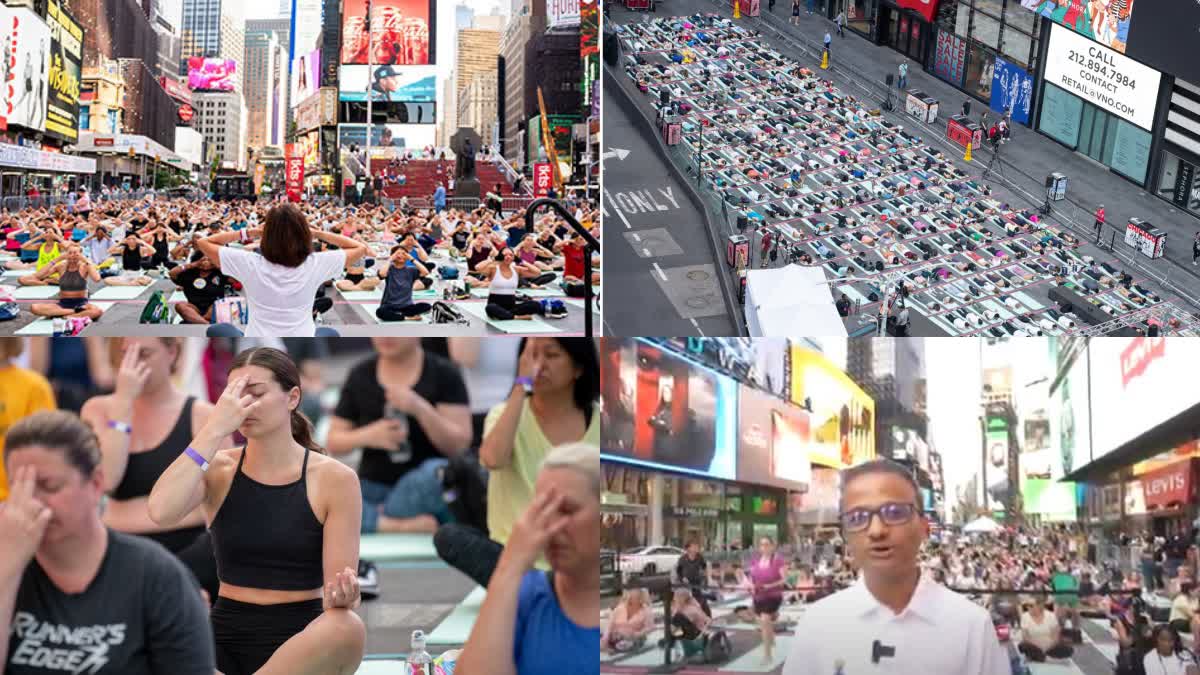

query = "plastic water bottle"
52;317;65;337
384;405;412;463
406;630;432;675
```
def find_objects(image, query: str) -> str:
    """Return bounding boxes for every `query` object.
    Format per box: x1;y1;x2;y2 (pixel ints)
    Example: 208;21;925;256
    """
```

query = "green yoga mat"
426;586;487;645
456;302;563;334
469;286;562;298
359;533;438;561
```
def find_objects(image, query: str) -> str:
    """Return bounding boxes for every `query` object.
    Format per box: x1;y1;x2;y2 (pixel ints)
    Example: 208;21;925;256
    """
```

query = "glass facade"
1156;151;1200;218
1038;83;1153;185
930;0;1041;117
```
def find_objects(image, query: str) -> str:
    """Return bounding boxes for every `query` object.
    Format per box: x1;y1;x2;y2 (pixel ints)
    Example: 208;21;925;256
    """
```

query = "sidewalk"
645;0;1200;309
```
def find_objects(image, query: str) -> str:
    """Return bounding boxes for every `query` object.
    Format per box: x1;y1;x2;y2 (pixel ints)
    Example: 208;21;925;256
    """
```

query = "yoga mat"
601;629;667;664
14;303;116;335
359;533;438;561
91;285;151;300
354;661;407;675
469;286;561;298
10;286;60;299
426;587;487;645
339;289;384;302
359;303;433;325
563;298;600;312
718;634;793;672
168;291;188;304
2;269;29;277
456;302;562;334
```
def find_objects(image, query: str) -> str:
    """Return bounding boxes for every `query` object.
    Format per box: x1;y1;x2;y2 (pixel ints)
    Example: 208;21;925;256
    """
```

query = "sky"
925;339;984;519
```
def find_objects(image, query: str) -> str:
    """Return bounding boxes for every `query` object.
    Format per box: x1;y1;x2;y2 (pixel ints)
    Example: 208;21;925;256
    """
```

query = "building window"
972;10;1002;50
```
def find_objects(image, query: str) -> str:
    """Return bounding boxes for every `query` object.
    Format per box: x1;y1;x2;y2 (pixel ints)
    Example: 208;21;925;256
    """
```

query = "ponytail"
290;407;324;454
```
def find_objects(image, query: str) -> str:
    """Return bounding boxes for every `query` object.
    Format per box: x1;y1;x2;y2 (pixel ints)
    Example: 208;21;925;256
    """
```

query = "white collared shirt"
782;576;1010;675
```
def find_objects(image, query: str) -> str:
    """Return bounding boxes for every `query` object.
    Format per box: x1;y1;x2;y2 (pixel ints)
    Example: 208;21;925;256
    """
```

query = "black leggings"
485;294;543;320
1018;641;1073;662
522;272;556;287
174;530;219;605
376;302;432;321
211;597;324;675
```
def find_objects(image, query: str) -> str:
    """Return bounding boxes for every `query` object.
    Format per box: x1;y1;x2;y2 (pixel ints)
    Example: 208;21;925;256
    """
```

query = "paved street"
603;80;739;336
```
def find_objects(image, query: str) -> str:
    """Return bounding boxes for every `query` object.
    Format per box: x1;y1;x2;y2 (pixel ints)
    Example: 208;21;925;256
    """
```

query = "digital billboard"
1042;23;1161;131
340;0;434;65
651;338;789;399
547;0;580;28
790;466;840;526
789;347;875;469
338;123;436;179
290;0;324;62
738;385;812;491
599;339;737;480
1020;0;1136;53
1050;340;1093;475
291;49;320;110
1123;3;1200;85
1088;338;1200;459
44;0;82;143
4;8;51;132
338;65;435;102
984;404;1010;513
187;58;238;92
296;129;320;172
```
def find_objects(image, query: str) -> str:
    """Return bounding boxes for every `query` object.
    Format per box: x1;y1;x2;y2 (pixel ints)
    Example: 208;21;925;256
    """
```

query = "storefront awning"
0;144;96;174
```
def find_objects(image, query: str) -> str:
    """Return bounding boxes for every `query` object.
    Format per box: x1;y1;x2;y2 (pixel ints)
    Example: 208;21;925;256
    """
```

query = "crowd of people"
0;336;601;674
615;13;1167;337
0;193;600;335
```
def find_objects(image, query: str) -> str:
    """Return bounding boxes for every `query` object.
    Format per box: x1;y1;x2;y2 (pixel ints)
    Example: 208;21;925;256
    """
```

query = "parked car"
617;545;685;577
601;549;620;597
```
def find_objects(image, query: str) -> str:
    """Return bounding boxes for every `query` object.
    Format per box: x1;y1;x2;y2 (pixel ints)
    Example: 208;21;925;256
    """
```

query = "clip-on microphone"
871;639;896;665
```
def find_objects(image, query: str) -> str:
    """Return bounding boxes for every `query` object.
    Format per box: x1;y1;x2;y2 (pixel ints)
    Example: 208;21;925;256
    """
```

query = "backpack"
139;290;171;324
440;453;489;535
431;301;469;325
438;265;460;280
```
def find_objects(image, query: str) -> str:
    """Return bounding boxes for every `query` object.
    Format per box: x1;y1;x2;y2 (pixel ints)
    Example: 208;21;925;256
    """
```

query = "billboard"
4;8;51;132
291;0;324;62
989;56;1033;126
650;338;790;399
1088;338;1200;459
547;0;580;28
984;404;1010;513
599;339;737;480
790;467;841;526
296;129;321;172
187;58;238;92
789;347;875;469
338;123;436;179
338;65;435;102
1050;341;1093;475
340;0;434;66
737;385;812;491
1042;23;1161;131
160;76;192;103
292;49;320;110
44;0;82;142
296;88;339;131
1123;3;1200;85
1020;0;1135;53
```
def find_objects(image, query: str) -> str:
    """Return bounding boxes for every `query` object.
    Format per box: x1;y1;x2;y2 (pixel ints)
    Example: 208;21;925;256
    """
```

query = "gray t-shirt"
8;530;214;675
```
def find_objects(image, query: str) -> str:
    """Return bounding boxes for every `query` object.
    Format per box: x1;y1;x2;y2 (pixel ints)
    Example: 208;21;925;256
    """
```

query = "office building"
194;90;249;171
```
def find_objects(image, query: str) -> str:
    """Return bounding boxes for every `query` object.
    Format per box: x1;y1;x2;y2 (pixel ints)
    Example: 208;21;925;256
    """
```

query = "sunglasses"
840;502;919;532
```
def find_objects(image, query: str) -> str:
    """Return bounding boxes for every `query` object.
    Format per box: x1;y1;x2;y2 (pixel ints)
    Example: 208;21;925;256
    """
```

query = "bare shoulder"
308;451;358;486
79;393;114;421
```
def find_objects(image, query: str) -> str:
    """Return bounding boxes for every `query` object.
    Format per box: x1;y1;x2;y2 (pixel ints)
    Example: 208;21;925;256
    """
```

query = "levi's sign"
1119;336;1165;387
1043;23;1162;131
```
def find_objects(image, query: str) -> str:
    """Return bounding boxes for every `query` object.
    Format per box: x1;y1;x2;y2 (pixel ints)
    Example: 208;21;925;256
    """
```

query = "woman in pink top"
748;536;788;665
603;588;654;652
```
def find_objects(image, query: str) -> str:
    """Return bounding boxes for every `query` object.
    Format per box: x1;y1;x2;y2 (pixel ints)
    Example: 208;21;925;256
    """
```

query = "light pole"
364;0;374;186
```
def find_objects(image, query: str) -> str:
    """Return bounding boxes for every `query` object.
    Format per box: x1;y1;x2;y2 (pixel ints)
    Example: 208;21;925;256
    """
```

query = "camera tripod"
981;143;1007;182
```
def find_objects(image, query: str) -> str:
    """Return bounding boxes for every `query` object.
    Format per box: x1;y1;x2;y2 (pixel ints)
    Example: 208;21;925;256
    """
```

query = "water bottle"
384;405;412;463
406;630;432;675
52;317;65;337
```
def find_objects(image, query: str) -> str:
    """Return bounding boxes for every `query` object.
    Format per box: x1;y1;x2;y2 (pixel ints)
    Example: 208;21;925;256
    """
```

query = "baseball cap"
374;65;401;80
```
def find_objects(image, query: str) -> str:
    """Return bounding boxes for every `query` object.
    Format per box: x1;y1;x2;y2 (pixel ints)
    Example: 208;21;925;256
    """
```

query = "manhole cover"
687;270;711;281
686;297;711;309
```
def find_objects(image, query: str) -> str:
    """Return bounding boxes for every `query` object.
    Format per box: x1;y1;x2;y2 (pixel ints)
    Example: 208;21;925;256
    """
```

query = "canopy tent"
744;265;848;337
962;516;1003;533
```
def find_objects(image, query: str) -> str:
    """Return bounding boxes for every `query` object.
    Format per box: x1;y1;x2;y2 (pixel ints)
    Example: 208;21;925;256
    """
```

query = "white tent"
743;265;848;337
962;516;1003;534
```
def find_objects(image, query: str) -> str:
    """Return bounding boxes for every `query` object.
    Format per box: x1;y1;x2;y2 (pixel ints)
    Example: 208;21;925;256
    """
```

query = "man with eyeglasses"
782;459;1009;674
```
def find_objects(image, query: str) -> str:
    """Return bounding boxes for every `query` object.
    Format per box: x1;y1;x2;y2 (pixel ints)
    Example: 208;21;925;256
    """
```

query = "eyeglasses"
840;502;918;532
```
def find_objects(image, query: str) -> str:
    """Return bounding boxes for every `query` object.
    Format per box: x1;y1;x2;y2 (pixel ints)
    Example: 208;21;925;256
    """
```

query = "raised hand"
0;466;54;567
206;375;263;438
114;342;152;403
502;487;569;572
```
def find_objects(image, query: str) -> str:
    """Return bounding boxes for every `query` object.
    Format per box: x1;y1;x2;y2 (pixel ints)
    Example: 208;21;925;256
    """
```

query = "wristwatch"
514;376;534;395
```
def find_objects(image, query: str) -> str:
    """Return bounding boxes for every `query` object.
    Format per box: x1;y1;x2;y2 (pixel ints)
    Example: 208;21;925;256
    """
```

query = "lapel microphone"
871;639;896;664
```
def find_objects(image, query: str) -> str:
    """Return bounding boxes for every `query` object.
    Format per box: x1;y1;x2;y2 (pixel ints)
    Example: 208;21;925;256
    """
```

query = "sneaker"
548;299;568;319
358;560;380;600
313;296;334;315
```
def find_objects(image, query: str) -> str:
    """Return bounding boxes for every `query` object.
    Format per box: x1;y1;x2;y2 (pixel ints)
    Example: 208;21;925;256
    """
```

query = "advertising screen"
187;58;238;92
340;0;434;65
789;347;875;469
737;385;811;491
653;338;789;399
547;0;580;28
1123;2;1200;85
1022;413;1053;479
44;0;82;142
292;49;320;110
338;66;435;102
600;339;737;480
1051;343;1093;475
296;129;320;172
1020;0;1136;53
291;0;324;61
1022;479;1077;521
337;123;436;178
1088;338;1200;459
1042;23;1161;130
4;8;51;132
985;405;1010;513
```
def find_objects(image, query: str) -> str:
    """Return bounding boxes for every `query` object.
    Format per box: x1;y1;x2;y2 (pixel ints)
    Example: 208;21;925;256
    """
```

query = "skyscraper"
244;30;287;151
180;0;245;89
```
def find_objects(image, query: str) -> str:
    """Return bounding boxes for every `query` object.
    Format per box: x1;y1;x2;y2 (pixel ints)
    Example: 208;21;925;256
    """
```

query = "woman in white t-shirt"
1017;599;1074;662
1143;624;1199;675
196;204;367;337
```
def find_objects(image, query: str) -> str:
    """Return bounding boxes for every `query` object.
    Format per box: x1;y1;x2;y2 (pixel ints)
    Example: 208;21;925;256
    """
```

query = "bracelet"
107;420;132;434
183;447;210;472
514;376;534;395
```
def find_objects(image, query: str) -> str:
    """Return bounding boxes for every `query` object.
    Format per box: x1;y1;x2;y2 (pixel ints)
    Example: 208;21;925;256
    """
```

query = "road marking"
603;189;632;228
631;232;642;242
690;317;705;336
642;248;653;257
601;148;631;166
652;262;668;281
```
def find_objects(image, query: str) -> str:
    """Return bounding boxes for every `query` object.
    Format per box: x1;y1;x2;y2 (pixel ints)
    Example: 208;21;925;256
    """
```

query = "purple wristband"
183;447;210;472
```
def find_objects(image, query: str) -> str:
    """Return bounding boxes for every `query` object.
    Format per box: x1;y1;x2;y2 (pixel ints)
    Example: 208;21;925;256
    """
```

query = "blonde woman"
603;588;654;652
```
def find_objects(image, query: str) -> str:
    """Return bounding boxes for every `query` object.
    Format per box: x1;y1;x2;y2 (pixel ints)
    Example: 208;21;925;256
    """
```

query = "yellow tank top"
36;242;60;270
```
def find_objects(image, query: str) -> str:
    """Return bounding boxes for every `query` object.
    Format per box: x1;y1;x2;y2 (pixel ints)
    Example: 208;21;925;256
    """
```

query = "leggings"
523;272;557;287
485;294;543;320
211;597;324;675
375;302;432;321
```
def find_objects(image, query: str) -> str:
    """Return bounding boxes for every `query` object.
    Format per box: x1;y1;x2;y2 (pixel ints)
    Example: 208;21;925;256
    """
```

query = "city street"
604;1;1200;337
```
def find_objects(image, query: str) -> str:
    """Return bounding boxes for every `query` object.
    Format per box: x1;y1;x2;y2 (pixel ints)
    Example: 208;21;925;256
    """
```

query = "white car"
617;546;685;577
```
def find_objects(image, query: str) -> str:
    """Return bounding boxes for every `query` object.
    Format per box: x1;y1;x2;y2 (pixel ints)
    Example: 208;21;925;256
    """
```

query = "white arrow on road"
601;148;630;165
